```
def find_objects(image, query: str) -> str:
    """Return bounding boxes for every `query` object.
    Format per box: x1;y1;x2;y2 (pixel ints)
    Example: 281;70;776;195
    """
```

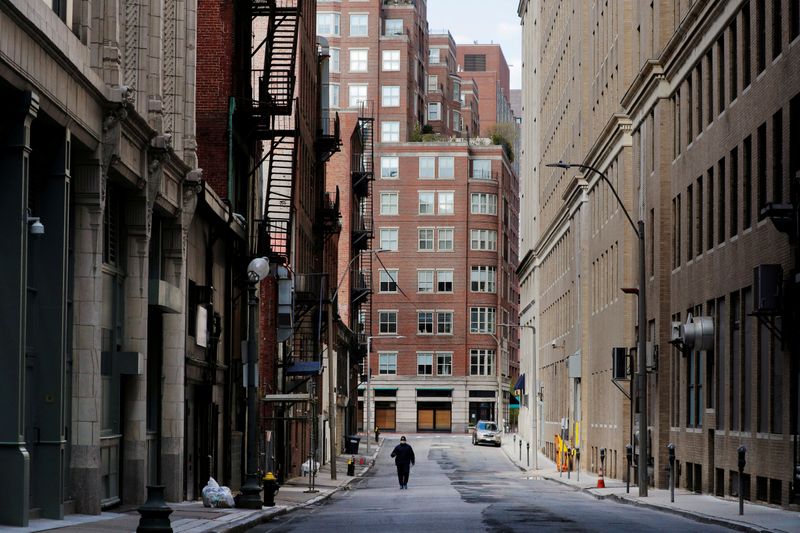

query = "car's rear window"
478;422;497;431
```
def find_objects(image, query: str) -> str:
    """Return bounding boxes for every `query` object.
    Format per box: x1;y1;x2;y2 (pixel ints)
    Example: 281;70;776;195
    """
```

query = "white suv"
471;420;501;447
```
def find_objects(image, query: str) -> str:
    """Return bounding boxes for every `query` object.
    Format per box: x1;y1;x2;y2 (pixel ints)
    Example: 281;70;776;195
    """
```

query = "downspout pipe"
228;97;236;205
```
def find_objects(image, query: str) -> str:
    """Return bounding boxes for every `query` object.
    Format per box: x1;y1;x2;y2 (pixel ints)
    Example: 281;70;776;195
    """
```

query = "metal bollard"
738;446;747;516
519;439;523;461
667;443;676;503
527;442;530;467
136;486;173;533
625;444;633;494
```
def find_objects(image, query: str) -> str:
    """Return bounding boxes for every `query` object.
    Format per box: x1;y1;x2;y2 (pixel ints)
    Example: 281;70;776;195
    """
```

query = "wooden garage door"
417;409;434;430
375;402;396;430
417;402;451;432
434;408;451;430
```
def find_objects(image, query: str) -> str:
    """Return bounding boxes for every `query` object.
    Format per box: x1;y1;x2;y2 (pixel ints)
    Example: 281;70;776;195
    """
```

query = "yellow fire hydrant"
262;471;279;507
374;426;380;443
347;456;355;477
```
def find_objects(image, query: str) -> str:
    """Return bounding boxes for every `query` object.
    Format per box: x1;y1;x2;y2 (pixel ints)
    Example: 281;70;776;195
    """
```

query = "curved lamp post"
546;160;648;497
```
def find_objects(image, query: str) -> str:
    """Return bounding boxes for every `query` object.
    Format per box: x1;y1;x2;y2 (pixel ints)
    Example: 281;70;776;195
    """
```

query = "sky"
427;0;522;90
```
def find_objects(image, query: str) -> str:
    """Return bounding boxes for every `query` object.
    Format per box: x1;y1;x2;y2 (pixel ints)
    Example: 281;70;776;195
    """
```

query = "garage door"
375;401;396;430
417;402;451;432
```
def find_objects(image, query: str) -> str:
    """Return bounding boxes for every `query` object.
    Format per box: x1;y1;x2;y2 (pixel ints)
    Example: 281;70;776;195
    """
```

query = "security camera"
27;212;44;237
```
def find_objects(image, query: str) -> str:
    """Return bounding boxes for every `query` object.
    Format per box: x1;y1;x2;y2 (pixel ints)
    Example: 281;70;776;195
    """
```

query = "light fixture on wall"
27;209;44;237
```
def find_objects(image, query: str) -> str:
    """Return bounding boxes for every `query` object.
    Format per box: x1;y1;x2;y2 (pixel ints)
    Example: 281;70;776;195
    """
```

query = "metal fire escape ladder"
262;115;297;261
252;0;301;116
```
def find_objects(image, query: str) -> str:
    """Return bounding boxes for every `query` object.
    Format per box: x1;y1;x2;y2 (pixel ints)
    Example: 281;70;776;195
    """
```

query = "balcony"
317;111;341;163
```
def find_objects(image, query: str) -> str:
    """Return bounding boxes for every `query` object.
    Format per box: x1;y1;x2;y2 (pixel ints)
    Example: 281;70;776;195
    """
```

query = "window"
382;50;400;71
379;352;397;374
381;121;400;142
470;349;495;376
380;228;398;251
418;228;435;251
438;157;454;178
379;269;398;292
757;122;767;211
438;191;454;214
384;19;403;36
453;111;462;132
772;0;782;58
773;109;783;203
729;24;737;104
464;54;487;71
429;48;440;64
418;192;435;214
743;3;752;87
718;158;726;244
471;193;497;214
350;49;368;72
382;86;400;107
471;159;492;179
349;84;368;107
419;157;435;178
380;192;398;215
330;48;340;73
470;307;496;334
437;313;453;335
329;84;340;108
437;270;453;292
427;75;439;93
718;36;725;115
417;270;434;292
417;353;433;375
730;147;739;238
744;135;752;228
428;102;441;121
437;228;454;251
317;13;340;36
757;0;766;73
350;14;368;36
792;0;800;40
437;352;452;375
471;266;496;292
381;157;399;179
378;311;397;334
417;312;434;334
453;82;461;101
470;229;497;251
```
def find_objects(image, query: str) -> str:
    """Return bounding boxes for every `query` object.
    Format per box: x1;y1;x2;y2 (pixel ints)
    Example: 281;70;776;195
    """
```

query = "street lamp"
239;257;270;508
365;334;404;454
499;323;537;468
546;160;648;497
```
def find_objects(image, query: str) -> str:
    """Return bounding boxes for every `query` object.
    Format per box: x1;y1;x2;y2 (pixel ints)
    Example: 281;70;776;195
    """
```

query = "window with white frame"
428;102;441;121
471;159;492;179
380;228;398;251
382;50;400;71
438;191;454;214
329;84;340;108
330;48;340;72
418;228;434;251
349;49;368;72
349;84;368;107
384;18;403;35
317;13;340;36
470;307;496;334
470;349;495;376
437;312;453;335
417;352;433;375
381;156;399;179
381;121;400;142
418;191;434;214
438;157;454;179
379;352;397;374
382;86;400;107
417;311;434;334
436;270;453;292
379;268;399;292
417;270;434;292
349;14;368;36
436;352;452;375
419;157;435;179
470;266;496;292
453;81;461;101
470;229;497;251
380;192;398;215
427;75;439;93
379;311;398;334
437;227;454;251
471;193;497;215
429;48;440;64
453;111;462;132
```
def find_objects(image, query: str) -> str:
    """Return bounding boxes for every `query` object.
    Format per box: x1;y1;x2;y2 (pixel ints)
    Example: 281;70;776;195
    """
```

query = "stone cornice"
620;60;668;113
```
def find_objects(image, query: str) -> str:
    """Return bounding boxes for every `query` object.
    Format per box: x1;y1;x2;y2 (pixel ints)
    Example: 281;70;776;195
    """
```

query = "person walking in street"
390;436;415;489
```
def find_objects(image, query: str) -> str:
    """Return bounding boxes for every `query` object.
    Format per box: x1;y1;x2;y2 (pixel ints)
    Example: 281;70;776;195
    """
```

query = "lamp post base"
237;474;263;509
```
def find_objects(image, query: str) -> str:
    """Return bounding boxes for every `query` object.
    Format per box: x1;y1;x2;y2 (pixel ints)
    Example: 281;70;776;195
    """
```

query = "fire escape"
350;101;375;358
251;0;300;263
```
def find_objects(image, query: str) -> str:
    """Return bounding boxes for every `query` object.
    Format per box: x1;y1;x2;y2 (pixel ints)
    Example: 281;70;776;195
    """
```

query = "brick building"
518;0;800;508
428;31;463;137
456;44;515;136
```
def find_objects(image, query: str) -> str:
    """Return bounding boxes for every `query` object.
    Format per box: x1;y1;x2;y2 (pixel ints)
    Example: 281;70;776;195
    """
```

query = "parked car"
472;420;501;447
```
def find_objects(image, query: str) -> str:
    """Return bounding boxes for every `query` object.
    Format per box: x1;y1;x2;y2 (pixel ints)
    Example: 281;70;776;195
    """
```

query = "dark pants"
396;463;410;486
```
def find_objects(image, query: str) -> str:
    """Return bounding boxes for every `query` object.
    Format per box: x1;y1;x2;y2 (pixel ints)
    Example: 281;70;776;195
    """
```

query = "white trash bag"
202;477;235;508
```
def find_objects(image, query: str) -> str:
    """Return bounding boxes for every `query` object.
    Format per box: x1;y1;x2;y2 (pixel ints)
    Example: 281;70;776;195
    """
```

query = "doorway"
416;402;452;432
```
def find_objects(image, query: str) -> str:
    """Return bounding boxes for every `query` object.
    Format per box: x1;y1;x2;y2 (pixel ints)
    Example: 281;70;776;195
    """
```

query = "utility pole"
327;275;337;479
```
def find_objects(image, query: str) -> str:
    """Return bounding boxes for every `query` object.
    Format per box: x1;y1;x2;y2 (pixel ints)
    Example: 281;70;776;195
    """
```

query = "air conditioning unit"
646;342;658;371
753;264;782;315
678;314;714;351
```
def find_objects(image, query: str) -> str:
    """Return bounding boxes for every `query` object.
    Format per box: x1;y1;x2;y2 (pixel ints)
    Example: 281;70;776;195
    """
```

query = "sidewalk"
12;435;383;533
501;432;800;533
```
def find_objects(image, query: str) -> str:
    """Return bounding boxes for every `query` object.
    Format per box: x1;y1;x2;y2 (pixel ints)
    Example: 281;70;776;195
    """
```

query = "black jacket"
390;443;415;466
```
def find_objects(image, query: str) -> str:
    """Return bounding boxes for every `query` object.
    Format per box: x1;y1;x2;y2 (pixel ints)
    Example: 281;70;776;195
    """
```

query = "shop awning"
513;373;526;393
285;361;322;376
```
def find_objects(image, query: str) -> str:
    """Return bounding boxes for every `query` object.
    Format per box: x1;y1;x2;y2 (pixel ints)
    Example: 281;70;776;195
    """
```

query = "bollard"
625;444;633;494
519;439;523;461
738;446;747;516
136;486;173;533
527;442;530;467
567;448;571;480
575;448;580;482
513;434;517;443
667;443;676;503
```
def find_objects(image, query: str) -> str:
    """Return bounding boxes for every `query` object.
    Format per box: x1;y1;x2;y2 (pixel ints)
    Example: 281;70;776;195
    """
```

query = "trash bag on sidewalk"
202;477;235;508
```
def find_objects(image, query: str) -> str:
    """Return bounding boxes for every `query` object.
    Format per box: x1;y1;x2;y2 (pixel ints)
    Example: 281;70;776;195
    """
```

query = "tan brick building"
519;0;800;507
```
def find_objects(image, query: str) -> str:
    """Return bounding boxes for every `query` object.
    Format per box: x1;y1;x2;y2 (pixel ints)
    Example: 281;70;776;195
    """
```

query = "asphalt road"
248;435;732;533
